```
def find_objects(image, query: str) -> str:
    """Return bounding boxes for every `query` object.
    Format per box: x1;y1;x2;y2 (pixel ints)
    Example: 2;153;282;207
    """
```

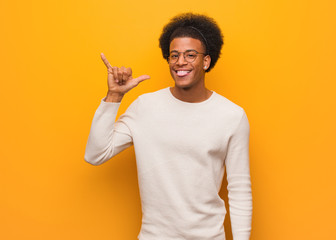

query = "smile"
175;70;191;77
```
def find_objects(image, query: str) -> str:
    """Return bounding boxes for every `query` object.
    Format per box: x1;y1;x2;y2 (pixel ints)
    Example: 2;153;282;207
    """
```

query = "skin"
100;53;150;102
101;37;212;103
168;37;212;103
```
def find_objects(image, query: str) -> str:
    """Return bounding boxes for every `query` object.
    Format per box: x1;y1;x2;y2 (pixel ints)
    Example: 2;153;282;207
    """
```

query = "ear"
203;55;211;70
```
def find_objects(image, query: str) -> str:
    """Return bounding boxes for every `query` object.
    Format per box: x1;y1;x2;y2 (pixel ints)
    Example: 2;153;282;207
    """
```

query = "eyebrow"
169;49;196;53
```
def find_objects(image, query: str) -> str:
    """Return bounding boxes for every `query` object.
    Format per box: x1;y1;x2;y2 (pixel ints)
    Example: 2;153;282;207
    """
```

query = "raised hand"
100;53;150;102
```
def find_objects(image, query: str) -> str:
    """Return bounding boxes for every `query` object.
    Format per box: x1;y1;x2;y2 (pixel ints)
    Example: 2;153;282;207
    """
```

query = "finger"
107;67;114;79
124;67;133;85
117;67;123;85
100;53;112;69
134;75;151;84
126;67;132;77
129;75;150;89
112;67;119;83
120;66;127;85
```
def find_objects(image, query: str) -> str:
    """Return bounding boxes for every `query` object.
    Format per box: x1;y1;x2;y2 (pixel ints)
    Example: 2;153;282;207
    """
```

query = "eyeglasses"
168;50;206;64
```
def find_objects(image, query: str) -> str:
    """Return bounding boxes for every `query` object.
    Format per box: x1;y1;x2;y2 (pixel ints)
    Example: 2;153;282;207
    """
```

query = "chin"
172;77;189;87
174;82;195;90
172;76;191;87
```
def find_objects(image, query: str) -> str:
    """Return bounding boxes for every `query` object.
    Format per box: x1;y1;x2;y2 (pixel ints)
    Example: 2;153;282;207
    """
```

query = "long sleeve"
225;110;252;240
84;97;134;166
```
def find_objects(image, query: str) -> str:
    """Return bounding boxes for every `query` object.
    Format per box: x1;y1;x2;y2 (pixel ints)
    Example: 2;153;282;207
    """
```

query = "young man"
85;13;252;240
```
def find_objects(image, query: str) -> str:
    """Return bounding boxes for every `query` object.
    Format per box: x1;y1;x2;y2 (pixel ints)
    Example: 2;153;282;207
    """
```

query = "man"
85;13;252;240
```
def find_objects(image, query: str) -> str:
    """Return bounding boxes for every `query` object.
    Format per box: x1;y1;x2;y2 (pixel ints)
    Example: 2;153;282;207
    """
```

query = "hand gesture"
100;53;150;97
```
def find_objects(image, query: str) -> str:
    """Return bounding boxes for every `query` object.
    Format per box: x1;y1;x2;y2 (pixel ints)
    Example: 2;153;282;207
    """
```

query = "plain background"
1;0;335;239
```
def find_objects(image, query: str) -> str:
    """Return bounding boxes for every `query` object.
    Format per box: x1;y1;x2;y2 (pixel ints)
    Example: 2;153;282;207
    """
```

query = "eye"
170;54;178;59
185;50;197;58
187;53;196;58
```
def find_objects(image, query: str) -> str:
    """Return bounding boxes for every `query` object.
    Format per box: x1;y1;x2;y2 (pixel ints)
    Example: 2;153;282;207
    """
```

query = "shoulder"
124;88;169;115
212;92;246;117
134;87;169;106
138;88;168;100
210;92;249;133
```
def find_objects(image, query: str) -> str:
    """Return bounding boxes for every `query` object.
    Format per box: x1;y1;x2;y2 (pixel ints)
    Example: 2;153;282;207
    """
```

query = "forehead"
169;37;204;52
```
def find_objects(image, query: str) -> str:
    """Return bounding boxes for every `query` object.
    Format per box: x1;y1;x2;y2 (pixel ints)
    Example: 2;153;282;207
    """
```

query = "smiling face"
169;37;211;90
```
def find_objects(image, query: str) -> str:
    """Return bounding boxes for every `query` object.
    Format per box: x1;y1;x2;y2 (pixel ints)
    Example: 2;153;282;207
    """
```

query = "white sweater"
85;87;252;240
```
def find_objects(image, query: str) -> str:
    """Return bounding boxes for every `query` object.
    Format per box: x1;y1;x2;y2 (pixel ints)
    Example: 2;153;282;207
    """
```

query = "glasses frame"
168;50;207;64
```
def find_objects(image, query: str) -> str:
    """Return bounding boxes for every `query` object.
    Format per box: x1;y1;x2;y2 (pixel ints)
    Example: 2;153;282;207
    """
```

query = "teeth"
176;70;190;77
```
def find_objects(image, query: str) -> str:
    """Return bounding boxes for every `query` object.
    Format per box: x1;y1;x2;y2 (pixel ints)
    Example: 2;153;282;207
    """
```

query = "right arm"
84;53;150;165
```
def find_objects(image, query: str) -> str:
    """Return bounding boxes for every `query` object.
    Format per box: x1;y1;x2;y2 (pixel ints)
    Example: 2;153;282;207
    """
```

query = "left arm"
225;110;253;240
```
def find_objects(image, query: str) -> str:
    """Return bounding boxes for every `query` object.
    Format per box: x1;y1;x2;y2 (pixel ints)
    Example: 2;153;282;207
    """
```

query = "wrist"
105;91;124;102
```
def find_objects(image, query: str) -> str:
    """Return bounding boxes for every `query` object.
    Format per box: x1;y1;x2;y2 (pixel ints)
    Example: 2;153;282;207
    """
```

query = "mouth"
175;70;191;77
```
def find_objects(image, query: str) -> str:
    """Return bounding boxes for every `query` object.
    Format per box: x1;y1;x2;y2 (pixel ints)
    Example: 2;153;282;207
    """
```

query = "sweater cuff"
97;97;121;114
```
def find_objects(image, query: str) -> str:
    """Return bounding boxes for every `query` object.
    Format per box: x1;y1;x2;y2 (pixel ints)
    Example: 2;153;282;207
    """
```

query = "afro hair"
159;13;224;72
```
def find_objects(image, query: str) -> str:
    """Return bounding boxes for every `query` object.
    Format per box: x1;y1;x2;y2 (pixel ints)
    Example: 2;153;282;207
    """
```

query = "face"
169;37;211;90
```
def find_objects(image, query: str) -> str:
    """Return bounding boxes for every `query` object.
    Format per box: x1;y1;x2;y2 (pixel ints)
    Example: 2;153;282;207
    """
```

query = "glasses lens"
184;50;198;63
168;52;179;63
168;50;199;63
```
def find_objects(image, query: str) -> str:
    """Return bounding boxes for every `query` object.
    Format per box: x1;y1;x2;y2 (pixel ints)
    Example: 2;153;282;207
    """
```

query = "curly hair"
159;13;224;72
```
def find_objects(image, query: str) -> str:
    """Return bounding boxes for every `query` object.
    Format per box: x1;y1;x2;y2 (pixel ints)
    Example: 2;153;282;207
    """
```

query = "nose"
176;52;187;65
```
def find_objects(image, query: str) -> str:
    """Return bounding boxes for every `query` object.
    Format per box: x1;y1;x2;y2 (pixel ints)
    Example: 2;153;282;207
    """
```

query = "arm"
84;53;150;165
84;97;134;165
225;110;252;240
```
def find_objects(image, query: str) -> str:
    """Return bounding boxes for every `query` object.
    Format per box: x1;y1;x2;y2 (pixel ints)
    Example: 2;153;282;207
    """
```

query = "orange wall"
1;0;335;239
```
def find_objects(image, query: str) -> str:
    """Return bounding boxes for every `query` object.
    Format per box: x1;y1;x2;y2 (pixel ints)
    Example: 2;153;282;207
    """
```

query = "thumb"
134;74;151;83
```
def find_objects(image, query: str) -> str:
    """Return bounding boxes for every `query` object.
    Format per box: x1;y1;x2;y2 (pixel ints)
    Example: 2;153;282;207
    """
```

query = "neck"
170;84;212;103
